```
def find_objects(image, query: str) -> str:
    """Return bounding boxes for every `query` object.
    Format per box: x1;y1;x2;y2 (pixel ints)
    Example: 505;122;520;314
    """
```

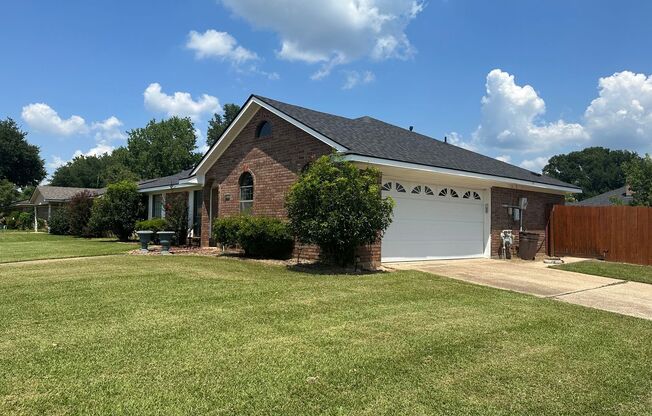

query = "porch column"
48;204;51;221
33;205;37;232
187;191;194;237
200;180;214;247
147;194;153;220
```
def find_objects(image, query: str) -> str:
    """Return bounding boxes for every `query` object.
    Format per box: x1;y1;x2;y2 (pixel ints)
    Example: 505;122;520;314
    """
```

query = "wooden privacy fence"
549;205;652;265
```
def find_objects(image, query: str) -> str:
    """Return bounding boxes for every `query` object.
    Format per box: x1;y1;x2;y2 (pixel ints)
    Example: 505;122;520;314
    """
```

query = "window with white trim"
239;172;254;213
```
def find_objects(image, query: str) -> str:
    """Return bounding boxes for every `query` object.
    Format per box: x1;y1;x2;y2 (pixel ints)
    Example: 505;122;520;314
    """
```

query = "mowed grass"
0;231;136;263
553;260;652;285
1;256;651;415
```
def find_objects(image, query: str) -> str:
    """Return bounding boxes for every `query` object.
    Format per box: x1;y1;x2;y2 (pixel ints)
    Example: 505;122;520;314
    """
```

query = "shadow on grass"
287;262;386;276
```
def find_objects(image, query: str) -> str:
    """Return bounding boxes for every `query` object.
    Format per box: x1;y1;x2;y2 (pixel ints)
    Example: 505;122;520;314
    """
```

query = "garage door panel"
382;240;484;260
384;219;483;241
381;181;486;262
392;198;482;220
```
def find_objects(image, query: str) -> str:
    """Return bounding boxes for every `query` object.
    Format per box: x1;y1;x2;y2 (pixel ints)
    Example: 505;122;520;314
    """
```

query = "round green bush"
48;208;70;235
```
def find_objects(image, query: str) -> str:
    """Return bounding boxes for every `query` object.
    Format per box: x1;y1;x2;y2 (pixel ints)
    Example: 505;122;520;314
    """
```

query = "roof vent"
444;136;447;144
409;126;413;131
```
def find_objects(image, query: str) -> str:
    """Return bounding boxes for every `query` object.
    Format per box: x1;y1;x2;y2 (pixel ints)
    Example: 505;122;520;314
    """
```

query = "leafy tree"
285;154;394;266
51;155;109;188
89;181;142;241
163;193;188;245
0;179;19;212
543;147;641;200
623;154;652;206
127;117;201;179
50;149;137;188
0;118;46;187
206;104;241;147
67;190;96;236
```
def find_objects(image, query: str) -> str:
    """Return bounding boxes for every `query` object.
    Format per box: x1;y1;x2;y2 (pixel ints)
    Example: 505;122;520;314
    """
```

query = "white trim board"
347;155;581;194
191;96;348;177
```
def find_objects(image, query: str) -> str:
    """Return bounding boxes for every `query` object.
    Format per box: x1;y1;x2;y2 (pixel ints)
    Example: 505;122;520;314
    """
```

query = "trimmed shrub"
135;218;167;232
49;208;70;235
213;215;246;248
286;154;394;265
68;190;95;237
238;217;293;259
212;215;293;259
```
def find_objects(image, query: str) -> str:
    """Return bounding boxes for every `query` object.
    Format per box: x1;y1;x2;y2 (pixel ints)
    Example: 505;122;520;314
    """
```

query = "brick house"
138;95;579;267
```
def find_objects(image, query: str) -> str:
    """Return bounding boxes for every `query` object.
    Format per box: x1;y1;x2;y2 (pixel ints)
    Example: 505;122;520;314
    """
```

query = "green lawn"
553;260;652;285
1;255;651;415
0;231;136;263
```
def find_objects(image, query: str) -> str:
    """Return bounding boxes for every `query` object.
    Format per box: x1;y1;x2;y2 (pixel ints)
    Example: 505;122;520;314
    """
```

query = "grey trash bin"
518;231;540;260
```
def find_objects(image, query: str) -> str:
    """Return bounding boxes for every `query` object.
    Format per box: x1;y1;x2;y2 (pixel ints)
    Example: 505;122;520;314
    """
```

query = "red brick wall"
491;187;564;257
204;108;333;219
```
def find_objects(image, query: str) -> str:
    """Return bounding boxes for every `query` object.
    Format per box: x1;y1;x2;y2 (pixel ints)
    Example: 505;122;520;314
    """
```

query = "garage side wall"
490;187;564;257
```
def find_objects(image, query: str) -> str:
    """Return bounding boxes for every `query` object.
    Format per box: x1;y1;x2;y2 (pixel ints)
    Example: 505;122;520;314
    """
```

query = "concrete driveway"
387;258;652;321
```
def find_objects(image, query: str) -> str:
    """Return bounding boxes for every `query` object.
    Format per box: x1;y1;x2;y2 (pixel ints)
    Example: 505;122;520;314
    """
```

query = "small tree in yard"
67;190;95;236
285;154;394;266
89;181;142;241
164;193;188;245
624;154;652;206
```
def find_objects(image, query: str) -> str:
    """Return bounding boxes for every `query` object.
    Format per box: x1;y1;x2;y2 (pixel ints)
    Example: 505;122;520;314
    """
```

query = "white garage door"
381;180;486;262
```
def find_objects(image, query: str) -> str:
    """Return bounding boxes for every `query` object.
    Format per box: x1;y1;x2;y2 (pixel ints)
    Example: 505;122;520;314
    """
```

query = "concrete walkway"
387;258;652;321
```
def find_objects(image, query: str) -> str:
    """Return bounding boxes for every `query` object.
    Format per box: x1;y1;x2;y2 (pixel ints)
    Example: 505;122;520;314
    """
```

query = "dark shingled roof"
32;186;101;202
137;169;194;190
570;186;633;206
254;95;579;190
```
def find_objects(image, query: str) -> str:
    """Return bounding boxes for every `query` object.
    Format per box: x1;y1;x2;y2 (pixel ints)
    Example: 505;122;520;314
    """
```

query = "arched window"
239;172;254;213
255;121;272;138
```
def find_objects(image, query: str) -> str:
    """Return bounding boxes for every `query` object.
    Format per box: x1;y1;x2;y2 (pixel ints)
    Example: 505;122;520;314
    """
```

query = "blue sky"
2;0;651;178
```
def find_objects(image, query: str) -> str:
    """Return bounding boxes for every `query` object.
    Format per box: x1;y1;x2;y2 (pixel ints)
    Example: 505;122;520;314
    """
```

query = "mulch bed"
127;246;382;273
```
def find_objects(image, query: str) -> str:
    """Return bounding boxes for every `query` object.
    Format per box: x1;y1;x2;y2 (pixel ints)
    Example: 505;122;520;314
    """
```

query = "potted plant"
157;231;175;254
136;230;154;252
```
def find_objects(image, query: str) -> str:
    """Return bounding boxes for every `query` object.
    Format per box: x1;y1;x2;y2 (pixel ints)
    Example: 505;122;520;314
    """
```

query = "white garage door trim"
381;179;490;262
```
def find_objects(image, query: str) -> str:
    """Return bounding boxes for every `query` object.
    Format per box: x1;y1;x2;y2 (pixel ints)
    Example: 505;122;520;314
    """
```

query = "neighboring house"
138;95;580;267
570;186;633;206
12;186;102;231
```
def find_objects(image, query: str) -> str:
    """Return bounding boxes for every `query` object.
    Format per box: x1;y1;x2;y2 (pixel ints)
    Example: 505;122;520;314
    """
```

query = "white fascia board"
138;183;201;194
178;175;203;186
345;154;582;194
191;99;258;176
191;96;348;177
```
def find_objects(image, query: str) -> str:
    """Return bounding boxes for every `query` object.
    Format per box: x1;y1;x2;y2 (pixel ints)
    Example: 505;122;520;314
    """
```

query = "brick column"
200;180;214;247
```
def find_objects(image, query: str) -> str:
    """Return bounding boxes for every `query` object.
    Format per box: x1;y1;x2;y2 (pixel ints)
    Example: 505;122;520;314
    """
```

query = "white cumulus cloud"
21;103;88;136
73;142;115;158
495;155;511;163
473;69;588;153
47;156;67;170
463;69;652;169
186;30;258;63
144;83;220;121
92;116;126;142
583;71;652;150
342;70;375;90
519;156;550;172
220;0;423;78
